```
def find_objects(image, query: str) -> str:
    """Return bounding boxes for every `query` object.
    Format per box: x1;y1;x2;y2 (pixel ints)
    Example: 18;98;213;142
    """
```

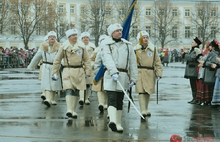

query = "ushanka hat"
194;37;202;46
65;29;78;38
81;32;90;39
107;23;123;36
47;31;57;38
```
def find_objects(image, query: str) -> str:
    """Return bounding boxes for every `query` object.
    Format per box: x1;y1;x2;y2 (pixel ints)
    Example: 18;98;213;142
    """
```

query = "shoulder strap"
44;51;47;62
152;47;156;68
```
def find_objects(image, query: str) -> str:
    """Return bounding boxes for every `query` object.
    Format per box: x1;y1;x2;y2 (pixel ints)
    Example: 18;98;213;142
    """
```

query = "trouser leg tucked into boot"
104;92;108;110
138;94;147;118
78;90;84;106
97;92;104;112
66;95;73;118
51;91;57;105
144;94;151;117
44;90;53;107
116;110;123;133
72;96;79;118
41;90;46;100
108;106;117;132
85;87;90;105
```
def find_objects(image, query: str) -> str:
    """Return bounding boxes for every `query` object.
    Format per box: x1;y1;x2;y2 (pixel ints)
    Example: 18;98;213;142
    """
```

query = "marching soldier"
52;29;91;119
28;31;62;107
79;32;96;106
183;37;202;104
39;35;48;101
100;23;138;133
92;35;108;113
134;31;162;119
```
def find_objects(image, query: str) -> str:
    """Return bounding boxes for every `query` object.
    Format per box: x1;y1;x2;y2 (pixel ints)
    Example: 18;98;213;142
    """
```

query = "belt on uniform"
43;61;53;65
63;65;83;68
138;66;154;70
104;68;128;73
117;68;128;73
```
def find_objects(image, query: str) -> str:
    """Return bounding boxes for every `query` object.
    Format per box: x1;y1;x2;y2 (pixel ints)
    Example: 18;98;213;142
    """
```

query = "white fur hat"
137;31;149;40
98;35;108;45
47;31;57;38
43;35;48;41
81;32;90;39
107;23;123;36
65;29;78;38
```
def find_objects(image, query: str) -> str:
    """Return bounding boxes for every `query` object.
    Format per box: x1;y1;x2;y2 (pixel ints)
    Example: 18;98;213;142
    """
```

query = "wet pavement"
0;63;219;142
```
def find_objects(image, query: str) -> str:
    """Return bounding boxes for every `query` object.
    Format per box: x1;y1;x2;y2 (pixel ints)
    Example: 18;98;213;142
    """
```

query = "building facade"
0;0;220;49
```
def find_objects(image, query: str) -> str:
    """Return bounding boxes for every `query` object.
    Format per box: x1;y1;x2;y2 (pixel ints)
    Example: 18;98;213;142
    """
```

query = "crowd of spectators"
0;46;38;68
158;47;187;66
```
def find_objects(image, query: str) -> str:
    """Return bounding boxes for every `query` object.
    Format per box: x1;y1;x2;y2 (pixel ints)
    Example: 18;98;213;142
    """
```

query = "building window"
172;9;177;16
146;9;151;16
185;9;190;16
119;8;125;16
81;7;85;14
36;24;40;35
106;8;111;16
36;4;40;12
70;6;74;14
185;27;190;38
172;27;177;38
11;22;16;35
59;5;64;13
0;23;3;34
198;27;202;38
198;9;203;17
159;9;164;15
60;24;64;35
146;26;151;36
132;26;138;37
211;10;216;17
24;4;28;12
211;27;216;38
0;2;2;10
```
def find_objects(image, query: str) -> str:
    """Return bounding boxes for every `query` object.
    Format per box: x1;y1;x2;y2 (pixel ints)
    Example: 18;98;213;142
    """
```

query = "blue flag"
122;0;137;40
93;0;137;85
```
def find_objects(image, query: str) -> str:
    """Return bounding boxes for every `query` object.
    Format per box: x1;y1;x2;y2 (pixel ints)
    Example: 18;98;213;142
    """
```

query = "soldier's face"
112;29;122;39
82;37;89;44
48;36;56;44
143;36;149;44
69;34;77;42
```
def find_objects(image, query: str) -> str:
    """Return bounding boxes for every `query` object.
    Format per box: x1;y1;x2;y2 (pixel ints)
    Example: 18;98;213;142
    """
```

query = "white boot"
66;95;73;118
44;91;52;107
103;92;108;110
78;90;84;106
138;94;147;117
144;94;151;116
85;88;90;105
51;91;57;105
97;92;104;112
108;106;117;132
116;110;123;133
72;96;79;118
41;90;46;100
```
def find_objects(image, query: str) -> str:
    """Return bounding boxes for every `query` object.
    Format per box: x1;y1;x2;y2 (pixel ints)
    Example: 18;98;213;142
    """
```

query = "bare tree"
9;0;47;49
0;0;10;35
149;0;181;48
192;1;220;48
42;0;74;42
115;0;140;40
80;0;113;46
